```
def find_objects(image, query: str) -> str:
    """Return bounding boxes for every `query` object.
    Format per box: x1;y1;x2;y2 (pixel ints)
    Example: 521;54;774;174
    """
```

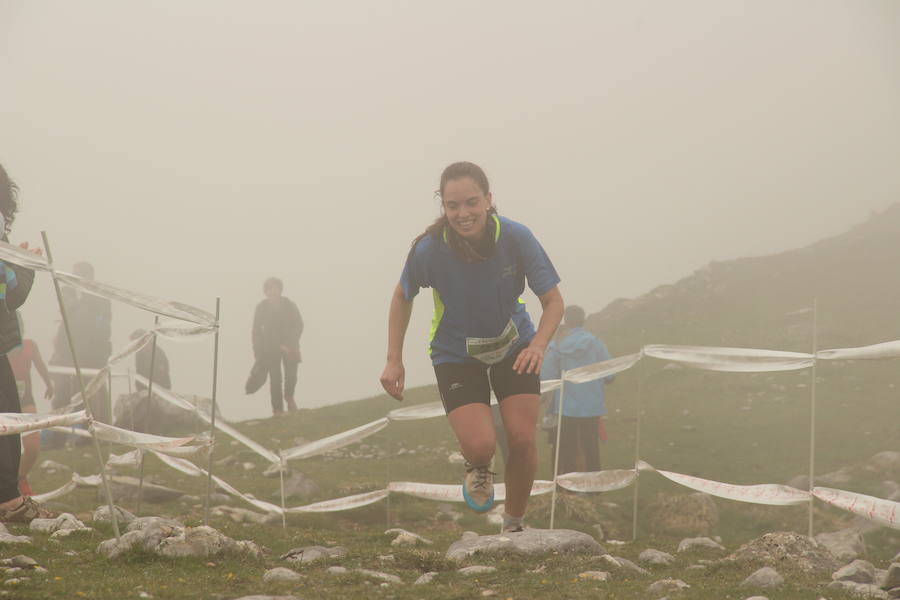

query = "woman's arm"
513;285;564;375
380;283;414;401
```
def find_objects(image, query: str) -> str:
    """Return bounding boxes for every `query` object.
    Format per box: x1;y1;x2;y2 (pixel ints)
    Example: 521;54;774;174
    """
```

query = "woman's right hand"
380;360;405;401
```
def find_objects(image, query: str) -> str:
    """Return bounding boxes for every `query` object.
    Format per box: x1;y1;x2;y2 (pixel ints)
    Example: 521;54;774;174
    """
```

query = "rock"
725;531;838;574
827;580;889;599
578;571;609;581
461;531;479;541
377;554;394;562
386;528;433;546
92;505;136;525
595;554;650;576
326;566;348;575
459;566;497;576
592;524;605;540
4;578;27;585
209;492;231;504
127;517;183;532
833;560;877;584
816;528;867;562
51;528;94;539
262;568;302;583
639;549;675;567
242;462;255;471
646;578;690;596
446;528;604;561
414;572;438;585
448;451;465;464
437;504;462;522
281;472;319;500
280;546;347;564
884;564;900;590
745;597;770;600
869;451;900;472
30;513;89;534
0;523;31;545
647;493;718;536
741;567;784;588
232;597;301;600
677;537;725;553
0;556;37;569
97;522;262;560
687;564;707;571
355;569;401;584
889;587;900;600
39;460;70;472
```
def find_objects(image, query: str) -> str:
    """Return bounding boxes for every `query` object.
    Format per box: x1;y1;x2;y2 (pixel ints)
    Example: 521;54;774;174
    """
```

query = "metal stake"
204;298;221;526
808;299;818;538
549;373;567;530
136;316;159;515
632;377;643;542
41;231;120;540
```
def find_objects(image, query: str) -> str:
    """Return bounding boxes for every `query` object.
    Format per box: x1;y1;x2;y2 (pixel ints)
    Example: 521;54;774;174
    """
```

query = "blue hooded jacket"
541;328;613;417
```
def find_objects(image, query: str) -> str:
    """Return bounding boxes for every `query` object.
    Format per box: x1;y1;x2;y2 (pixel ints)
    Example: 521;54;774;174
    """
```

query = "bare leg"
18;404;39;483
499;394;540;519
446;403;496;467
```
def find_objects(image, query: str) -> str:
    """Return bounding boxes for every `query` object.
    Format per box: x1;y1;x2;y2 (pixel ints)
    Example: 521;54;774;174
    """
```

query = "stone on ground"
646;578;690;597
280;545;347;564
233;596;301;600
595;555;650;576
827;580;889;599
741;567;784;588
0;556;37;569
459;566;497;576
262;567;302;583
816;528;867;562
578;571;609;581
883;563;900;590
97;521;262;560
725;531;839;573
414;572;438;585
677;537;725;553
385;528;433;546
93;505;136;525
0;523;31;544
639;548;675;566
356;569;401;584
833;560;877;584
446;528;604;561
211;505;277;525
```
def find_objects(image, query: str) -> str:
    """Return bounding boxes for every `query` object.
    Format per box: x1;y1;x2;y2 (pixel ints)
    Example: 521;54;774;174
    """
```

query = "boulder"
677;537;725;553
446;528;603;561
414;572;437;585
280;546;347;564
30;513;89;534
92;505;136;525
578;571;609;581
459;566;496;576
355;569;401;584
647;493;718;536
97;521;262;560
0;524;31;545
816;528;867;562
639;548;675;567
741;567;784;588
833;560;876;584
262;568;302;583
646;578;690;596
725;531;839;573
883;563;900;591
326;566;348;575
827;580;889;599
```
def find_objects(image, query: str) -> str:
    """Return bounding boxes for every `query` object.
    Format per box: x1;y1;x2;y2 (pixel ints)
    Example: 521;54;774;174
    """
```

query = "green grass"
1;368;898;599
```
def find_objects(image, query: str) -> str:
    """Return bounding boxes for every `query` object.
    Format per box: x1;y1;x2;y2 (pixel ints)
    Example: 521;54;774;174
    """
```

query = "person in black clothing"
130;329;172;391
0;163;52;522
251;277;302;415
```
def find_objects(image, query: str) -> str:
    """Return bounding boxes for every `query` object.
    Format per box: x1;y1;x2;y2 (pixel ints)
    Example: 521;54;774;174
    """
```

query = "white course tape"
387;480;554;503
0;240;51;271
49;425;93;438
107;449;142;468
55;270;216;327
812;487;900;530
556;469;637;493
388;402;445;421
47;366;106;377
643;345;815;372
0;410;88;435
540;379;562;394
91;421;209;457
286;489;390;513
638;461;811;506
564;352;643;384
282;418;389;462
31;480;78;504
817;340;900;361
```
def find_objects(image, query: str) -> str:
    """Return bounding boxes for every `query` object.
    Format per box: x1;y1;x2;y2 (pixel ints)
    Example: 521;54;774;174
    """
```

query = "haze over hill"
587;203;900;355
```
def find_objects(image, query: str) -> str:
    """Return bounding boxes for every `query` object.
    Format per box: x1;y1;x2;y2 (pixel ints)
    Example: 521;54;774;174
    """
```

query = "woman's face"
441;177;492;240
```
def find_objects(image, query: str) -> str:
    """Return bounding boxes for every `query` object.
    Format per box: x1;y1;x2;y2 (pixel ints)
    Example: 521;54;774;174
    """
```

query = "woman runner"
380;162;564;533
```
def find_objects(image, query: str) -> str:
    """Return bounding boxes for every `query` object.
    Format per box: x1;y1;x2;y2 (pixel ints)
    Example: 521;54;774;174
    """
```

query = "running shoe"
463;462;495;512
502;524;525;534
0;497;54;523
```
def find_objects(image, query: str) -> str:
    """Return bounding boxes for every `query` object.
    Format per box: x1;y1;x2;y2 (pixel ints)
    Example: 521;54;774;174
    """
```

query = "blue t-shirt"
400;215;560;365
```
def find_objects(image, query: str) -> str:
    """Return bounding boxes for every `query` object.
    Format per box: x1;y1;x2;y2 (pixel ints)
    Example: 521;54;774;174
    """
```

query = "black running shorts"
433;344;541;414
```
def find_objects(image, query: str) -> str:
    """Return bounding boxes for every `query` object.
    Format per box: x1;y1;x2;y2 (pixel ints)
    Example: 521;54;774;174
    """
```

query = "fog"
1;1;899;422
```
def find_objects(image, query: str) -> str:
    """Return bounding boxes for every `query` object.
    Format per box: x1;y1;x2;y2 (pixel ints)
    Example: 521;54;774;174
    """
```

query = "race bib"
466;320;520;365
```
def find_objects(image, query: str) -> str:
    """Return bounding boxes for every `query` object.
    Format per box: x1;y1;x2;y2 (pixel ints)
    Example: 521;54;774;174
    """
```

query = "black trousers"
0;356;21;503
551;416;601;475
267;354;299;413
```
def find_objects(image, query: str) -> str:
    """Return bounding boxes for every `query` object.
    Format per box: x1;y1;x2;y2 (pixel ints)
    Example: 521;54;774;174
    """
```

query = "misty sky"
1;1;899;422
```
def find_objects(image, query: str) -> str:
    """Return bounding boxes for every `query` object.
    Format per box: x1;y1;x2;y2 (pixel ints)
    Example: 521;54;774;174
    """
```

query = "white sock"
502;513;523;530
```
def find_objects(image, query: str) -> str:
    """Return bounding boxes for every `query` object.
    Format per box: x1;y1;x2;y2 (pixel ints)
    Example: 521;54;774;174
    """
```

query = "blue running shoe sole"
463;484;494;513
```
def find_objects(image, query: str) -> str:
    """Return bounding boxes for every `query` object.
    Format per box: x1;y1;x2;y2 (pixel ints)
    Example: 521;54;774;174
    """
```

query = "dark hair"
74;261;95;280
263;277;283;293
0;164;19;235
409;162;496;260
564;305;585;327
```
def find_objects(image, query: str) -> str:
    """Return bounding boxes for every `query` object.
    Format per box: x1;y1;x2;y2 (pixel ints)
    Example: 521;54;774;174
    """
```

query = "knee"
506;431;536;456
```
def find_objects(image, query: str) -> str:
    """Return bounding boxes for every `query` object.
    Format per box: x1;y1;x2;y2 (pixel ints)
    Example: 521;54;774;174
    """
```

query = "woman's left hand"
18;241;43;257
513;342;545;375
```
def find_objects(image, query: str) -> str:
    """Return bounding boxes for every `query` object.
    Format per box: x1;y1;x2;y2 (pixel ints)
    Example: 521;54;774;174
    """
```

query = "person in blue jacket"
541;305;613;475
381;162;564;533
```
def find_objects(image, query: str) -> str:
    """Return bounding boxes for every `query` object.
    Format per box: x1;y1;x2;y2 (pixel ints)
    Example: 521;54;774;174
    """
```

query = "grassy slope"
3;207;900;598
